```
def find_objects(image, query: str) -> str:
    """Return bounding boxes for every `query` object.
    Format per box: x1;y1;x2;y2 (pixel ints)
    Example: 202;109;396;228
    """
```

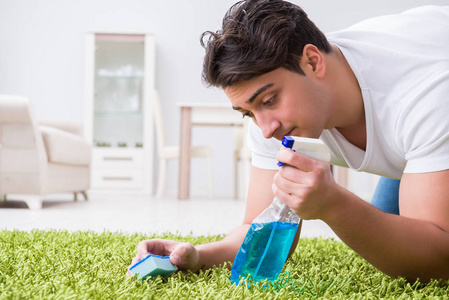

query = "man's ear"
300;44;326;78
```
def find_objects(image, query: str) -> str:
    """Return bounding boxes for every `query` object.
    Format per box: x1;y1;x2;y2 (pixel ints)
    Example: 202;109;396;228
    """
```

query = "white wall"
1;0;447;198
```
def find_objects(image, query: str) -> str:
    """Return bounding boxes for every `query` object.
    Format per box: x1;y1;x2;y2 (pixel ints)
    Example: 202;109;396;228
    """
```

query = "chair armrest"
40;126;91;166
38;120;84;137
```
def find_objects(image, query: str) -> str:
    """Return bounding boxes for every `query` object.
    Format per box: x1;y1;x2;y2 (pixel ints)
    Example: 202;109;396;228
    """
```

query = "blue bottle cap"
282;136;295;149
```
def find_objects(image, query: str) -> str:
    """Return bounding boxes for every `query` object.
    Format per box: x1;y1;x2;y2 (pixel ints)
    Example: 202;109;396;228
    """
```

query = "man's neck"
327;45;367;151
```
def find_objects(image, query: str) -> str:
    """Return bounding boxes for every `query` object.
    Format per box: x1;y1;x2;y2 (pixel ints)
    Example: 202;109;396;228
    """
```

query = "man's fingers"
170;243;195;266
170;253;182;265
277;148;315;171
136;239;178;258
130;239;185;275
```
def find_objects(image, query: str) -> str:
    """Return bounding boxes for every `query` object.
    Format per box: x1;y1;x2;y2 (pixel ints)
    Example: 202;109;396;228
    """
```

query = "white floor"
0;192;339;240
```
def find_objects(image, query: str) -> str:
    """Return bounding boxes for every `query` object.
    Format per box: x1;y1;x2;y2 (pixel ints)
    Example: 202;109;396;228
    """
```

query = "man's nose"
255;113;279;139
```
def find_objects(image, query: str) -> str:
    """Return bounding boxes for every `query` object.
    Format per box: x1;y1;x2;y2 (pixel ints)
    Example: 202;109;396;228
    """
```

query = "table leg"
178;107;192;199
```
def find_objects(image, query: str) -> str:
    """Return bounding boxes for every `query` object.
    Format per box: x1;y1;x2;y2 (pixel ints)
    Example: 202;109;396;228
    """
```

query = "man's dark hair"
201;0;332;88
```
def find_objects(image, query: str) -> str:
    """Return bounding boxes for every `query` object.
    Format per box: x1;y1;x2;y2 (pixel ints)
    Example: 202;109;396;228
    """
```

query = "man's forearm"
194;224;250;272
325;188;449;282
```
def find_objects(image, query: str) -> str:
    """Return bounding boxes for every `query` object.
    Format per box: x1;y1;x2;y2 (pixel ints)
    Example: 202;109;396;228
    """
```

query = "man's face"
225;67;332;141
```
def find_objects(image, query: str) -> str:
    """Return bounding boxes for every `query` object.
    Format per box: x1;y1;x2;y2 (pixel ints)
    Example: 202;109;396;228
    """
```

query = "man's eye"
242;111;254;119
263;96;275;106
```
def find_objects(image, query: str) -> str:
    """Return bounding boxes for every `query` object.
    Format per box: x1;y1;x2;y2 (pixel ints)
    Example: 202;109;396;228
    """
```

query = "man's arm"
129;166;299;273
325;170;449;282
275;148;449;281
195;166;283;271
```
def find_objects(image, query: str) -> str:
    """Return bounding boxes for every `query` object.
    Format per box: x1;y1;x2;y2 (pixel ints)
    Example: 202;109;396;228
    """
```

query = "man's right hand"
126;239;200;275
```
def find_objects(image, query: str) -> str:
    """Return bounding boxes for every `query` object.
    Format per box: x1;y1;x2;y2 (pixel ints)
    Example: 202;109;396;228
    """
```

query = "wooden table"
176;102;243;199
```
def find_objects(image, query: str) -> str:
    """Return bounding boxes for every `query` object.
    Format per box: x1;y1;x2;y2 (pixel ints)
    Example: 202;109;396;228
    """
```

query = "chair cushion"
40;126;91;166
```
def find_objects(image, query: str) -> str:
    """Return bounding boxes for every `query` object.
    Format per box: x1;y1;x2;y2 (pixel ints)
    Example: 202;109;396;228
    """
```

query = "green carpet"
1;230;448;299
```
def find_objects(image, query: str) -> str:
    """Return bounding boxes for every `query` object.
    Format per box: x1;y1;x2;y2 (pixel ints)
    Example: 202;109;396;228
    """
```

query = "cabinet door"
94;34;145;147
85;32;155;194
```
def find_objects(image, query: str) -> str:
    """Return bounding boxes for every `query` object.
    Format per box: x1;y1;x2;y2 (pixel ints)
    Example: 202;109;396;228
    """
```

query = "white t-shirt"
247;5;449;179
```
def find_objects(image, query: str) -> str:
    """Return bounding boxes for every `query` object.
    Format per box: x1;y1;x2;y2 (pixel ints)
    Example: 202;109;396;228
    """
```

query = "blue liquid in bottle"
230;221;298;284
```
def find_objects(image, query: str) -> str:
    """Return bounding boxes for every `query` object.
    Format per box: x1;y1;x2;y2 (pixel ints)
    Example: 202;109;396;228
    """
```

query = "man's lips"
275;129;294;141
284;129;295;137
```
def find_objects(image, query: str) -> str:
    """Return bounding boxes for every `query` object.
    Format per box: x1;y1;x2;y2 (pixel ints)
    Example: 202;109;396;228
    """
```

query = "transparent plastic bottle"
230;136;331;285
230;197;300;284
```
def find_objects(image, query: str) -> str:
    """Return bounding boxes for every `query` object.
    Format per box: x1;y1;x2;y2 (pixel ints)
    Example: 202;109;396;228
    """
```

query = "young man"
129;0;449;282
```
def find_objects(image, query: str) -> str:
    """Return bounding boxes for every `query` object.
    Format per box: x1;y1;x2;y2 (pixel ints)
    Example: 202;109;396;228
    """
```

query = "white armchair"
0;95;91;209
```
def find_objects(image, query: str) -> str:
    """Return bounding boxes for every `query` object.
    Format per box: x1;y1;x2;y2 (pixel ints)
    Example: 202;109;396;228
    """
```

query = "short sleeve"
247;119;282;170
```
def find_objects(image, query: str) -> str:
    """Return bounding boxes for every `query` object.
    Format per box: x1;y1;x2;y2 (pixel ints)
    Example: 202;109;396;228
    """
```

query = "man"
129;0;449;282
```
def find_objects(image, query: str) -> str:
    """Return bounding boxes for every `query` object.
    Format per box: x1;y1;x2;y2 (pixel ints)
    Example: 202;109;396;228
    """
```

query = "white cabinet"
84;32;155;194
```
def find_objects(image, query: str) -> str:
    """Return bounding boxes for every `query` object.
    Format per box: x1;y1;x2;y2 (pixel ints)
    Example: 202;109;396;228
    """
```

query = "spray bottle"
230;136;331;285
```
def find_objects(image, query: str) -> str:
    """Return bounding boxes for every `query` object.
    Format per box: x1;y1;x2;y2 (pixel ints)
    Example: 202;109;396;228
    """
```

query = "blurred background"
1;0;447;199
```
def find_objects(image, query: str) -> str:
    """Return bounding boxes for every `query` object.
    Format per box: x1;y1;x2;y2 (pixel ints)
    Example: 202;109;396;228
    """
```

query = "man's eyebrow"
232;83;274;111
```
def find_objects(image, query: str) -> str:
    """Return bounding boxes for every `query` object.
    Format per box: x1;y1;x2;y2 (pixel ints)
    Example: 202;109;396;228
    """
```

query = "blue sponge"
129;254;178;280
